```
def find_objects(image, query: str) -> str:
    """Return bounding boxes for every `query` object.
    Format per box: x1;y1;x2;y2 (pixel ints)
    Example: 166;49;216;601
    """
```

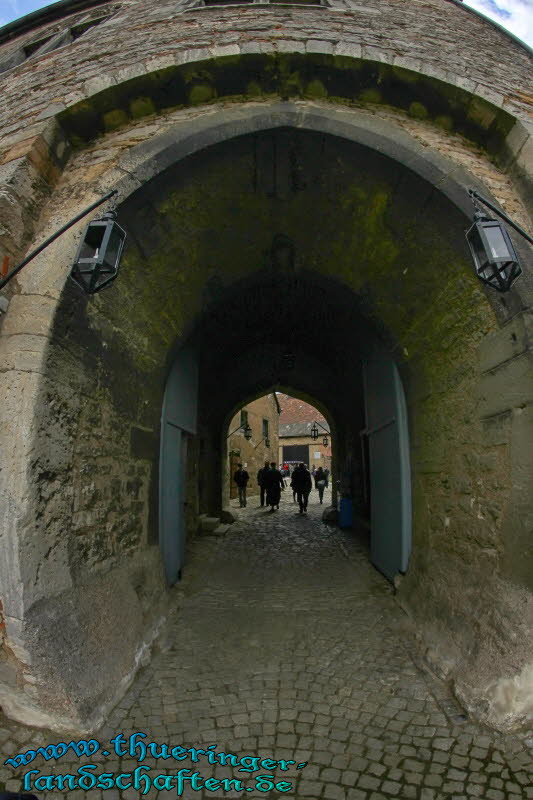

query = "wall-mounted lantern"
0;190;122;294
243;424;252;441
311;423;319;441
466;189;531;293
265;437;271;448
70;210;126;294
323;436;329;447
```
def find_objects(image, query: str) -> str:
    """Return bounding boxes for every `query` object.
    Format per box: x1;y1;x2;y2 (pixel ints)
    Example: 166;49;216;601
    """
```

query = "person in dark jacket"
257;460;270;507
292;462;312;513
263;462;285;511
314;466;327;504
234;463;249;507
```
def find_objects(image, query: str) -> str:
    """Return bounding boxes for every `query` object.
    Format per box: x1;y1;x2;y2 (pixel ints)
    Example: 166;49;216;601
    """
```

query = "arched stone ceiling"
109;125;496;397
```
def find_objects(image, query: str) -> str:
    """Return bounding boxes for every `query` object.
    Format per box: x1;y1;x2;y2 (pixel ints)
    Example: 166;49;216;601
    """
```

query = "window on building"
262;419;269;439
240;409;248;428
203;0;252;5
203;0;324;5
23;35;54;57
0;8;118;75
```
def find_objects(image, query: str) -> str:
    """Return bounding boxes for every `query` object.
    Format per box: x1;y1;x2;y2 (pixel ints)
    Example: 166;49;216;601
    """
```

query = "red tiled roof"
277;394;328;426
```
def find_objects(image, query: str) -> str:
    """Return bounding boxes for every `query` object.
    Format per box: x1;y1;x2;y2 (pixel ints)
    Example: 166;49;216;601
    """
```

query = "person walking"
314;466;327;504
290;470;298;503
324;467;330;488
257;460;270;507
292;462;312;514
264;462;285;511
233;463;249;507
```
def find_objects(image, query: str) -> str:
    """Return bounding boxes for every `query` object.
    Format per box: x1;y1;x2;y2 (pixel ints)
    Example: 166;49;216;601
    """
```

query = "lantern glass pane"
79;223;105;261
103;225;124;271
467;224;487;270
484;224;511;260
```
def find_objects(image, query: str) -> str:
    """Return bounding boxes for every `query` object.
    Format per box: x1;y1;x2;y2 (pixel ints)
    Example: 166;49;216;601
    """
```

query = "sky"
0;0;531;46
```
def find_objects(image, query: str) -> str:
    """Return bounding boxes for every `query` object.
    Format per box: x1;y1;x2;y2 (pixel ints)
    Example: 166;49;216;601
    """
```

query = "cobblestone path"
1;489;532;799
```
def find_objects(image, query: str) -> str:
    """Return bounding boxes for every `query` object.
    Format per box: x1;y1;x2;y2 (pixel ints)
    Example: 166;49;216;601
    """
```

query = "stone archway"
0;106;532;734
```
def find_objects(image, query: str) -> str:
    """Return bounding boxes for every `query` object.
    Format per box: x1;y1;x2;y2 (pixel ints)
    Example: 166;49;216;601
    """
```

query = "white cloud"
463;0;533;47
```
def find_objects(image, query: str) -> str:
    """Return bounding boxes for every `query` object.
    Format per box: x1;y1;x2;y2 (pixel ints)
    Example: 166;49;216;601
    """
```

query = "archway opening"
223;389;335;510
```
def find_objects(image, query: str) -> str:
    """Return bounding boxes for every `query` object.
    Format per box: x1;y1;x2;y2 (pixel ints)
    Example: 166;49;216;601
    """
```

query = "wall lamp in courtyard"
227;422;253;440
0;191;125;295
311;420;330;442
466;189;532;293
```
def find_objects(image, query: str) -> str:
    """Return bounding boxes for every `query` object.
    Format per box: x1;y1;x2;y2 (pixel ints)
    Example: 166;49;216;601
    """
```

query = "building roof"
279;421;330;438
278;394;328;426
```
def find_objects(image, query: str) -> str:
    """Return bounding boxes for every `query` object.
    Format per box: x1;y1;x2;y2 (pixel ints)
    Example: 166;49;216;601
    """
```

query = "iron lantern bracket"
253;437;271;449
0;190;118;291
468;190;533;246
227;424;249;438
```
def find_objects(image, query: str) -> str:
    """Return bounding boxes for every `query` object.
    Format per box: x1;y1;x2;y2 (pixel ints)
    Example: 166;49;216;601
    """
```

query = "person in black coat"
314;466;327;504
257;460;270;507
263;462;285;511
291;462;312;513
234;463;249;507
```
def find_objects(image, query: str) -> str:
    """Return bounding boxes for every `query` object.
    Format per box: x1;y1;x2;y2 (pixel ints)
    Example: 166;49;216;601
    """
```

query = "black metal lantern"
243;424;252;441
265;437;271;448
70;210;126;294
323;436;329;447
466;211;522;292
311;423;319;441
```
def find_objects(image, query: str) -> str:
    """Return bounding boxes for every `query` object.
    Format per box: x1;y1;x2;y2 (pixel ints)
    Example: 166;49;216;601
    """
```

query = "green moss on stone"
103;109;129;131
391;65;420;84
435;115;454;131
130;96;156;119
305;79;327;99
467;98;497;130
358;88;382;104
408;101;429;120
246;80;262;97
57;53;515;157
189;84;216;105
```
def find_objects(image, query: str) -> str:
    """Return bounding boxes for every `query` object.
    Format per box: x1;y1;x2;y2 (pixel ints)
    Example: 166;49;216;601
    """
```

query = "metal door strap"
360;417;396;437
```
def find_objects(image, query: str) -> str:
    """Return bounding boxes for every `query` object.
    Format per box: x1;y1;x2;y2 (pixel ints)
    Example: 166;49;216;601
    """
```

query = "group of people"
233;461;285;510
233;461;330;514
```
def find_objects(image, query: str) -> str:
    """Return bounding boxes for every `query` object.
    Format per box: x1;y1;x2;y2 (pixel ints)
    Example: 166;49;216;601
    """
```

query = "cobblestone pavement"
1;487;532;799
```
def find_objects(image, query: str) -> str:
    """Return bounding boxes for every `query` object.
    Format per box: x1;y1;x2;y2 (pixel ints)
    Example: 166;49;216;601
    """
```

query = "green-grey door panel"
159;344;198;586
363;349;412;581
163;343;198;434
160;424;187;585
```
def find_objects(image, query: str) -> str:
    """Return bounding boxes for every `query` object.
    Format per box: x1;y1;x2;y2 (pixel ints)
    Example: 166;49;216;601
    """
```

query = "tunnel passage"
157;261;414;588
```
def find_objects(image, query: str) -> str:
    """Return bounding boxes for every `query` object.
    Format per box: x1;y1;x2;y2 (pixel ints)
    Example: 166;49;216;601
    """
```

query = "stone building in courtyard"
226;393;280;502
278;393;332;472
0;0;531;736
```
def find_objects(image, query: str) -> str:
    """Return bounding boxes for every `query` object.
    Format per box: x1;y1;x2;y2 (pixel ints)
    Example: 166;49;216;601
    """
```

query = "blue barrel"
339;497;353;528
